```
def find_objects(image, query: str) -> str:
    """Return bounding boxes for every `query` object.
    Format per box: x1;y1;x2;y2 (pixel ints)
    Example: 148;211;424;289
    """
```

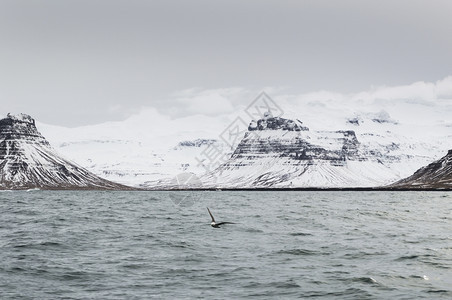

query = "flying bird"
207;207;235;228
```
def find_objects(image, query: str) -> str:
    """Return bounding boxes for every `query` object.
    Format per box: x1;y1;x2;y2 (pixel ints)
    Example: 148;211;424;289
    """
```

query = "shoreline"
2;187;450;192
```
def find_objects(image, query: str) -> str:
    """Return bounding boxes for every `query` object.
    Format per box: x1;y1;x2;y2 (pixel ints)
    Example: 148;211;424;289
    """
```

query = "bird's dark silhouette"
207;207;235;228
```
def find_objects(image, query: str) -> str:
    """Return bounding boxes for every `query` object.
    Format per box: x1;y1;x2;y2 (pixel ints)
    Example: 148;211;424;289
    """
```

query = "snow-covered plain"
37;80;452;188
39;109;231;186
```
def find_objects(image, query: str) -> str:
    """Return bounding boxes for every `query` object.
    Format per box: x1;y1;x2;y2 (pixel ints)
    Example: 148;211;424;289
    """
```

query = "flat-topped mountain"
0;114;131;190
389;150;452;189
200;114;398;188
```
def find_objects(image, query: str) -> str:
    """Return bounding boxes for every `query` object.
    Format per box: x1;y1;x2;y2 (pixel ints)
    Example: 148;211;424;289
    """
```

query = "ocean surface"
1;190;451;299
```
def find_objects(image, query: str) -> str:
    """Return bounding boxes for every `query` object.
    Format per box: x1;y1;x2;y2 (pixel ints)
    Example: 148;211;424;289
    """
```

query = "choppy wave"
0;190;451;299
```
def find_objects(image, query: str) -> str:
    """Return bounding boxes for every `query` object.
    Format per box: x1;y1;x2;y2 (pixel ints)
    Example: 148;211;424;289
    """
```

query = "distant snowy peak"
390;150;452;189
347;110;398;126
0;114;130;190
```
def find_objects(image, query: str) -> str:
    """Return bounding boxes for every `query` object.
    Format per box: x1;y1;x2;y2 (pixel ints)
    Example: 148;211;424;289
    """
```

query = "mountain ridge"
0;114;133;190
389;150;452;189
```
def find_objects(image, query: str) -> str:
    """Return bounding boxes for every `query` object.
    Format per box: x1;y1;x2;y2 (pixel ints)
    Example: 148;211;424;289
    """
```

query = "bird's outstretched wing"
217;222;236;225
207;207;216;223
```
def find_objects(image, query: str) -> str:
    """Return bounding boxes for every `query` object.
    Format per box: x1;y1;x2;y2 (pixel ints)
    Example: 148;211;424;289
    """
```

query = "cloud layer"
145;76;452;124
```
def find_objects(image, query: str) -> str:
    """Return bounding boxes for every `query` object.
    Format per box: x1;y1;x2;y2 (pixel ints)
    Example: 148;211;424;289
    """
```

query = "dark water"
1;191;451;299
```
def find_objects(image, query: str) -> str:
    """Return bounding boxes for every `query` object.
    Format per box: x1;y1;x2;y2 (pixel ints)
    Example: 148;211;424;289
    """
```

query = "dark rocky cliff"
0;114;132;190
390;150;452;189
231;116;363;166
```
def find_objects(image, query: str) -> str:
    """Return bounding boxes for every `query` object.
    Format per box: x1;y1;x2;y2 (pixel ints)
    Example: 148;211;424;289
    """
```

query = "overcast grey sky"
1;0;451;126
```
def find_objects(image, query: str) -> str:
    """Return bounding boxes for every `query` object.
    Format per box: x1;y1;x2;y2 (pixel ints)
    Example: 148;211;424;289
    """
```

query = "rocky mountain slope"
389;150;452;189
0;114;130;190
200;115;403;188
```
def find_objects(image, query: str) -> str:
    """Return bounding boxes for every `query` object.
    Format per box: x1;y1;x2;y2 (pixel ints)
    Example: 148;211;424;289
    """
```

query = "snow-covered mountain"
192;111;448;188
33;82;452;189
0;114;130;190
389;150;452;189
37;105;450;189
198;115;391;188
